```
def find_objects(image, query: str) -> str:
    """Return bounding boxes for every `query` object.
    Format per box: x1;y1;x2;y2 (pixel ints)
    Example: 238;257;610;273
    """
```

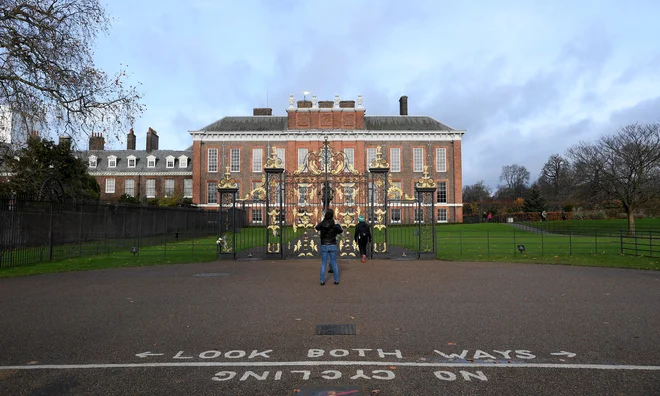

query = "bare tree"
567;123;660;233
462;180;492;203
496;164;530;199
0;0;144;144
537;154;574;208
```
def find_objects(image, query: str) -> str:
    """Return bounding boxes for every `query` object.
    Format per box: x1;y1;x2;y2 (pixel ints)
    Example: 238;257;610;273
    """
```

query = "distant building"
81;128;193;202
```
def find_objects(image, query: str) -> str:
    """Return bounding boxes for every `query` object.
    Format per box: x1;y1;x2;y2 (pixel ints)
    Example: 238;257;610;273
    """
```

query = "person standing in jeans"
315;208;343;285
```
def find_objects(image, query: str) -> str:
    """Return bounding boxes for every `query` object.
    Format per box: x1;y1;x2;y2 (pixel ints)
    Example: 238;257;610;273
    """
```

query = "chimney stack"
297;100;313;108
89;132;105;150
146;127;159;152
399;95;408;116
339;100;355;108
253;108;273;116
127;128;136;150
58;135;72;148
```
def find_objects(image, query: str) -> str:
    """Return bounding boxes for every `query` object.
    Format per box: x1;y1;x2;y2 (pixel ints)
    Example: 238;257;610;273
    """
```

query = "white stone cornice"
88;171;193;177
189;130;465;142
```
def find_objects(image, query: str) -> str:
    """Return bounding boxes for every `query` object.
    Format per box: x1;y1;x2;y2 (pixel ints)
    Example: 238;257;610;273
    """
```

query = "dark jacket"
354;222;371;244
315;219;343;245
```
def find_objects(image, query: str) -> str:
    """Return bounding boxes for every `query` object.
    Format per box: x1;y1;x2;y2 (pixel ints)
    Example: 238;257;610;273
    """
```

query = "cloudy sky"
93;0;660;190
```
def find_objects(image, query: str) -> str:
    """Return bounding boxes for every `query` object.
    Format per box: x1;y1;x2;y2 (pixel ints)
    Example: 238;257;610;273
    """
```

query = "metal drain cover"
193;273;230;277
315;324;356;335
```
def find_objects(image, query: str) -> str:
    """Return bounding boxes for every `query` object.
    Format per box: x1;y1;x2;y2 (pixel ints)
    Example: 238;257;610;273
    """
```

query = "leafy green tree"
522;187;546;213
118;193;139;204
0;135;99;200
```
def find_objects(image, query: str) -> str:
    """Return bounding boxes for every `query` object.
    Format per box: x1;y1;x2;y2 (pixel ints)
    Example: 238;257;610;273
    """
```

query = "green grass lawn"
2;221;658;278
520;218;660;236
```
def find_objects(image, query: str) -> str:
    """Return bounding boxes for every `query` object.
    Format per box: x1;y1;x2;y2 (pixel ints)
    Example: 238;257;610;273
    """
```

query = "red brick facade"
189;95;466;222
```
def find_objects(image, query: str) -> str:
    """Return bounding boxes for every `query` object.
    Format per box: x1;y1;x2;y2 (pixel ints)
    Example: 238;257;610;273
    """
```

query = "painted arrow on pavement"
551;351;576;358
135;352;165;358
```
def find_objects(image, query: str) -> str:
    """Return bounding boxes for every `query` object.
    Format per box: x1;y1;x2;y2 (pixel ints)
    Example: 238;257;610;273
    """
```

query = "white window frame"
297;148;308;171
343;184;354;205
436;148;447;172
230;148;240;172
105;178;115;194
178;155;188;168
344;148;355;170
252;148;263;173
127;155;136;168
88;155;97;168
207;182;217;204
165;179;175;196
276;148;286;170
146;179;156;198
208;149;218;173
437;208;448;223
125;179;135;197
367;148;377;168
166;156;175;169
108;155;117;168
390;208;402;223
413;148;424;172
297;184;309;205
390;148;401;172
183;179;192;198
437;181;447;204
147;155;156;168
252;208;263;224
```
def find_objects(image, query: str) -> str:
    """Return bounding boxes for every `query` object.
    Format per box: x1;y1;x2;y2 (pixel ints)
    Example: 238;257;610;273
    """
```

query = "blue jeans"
320;244;339;283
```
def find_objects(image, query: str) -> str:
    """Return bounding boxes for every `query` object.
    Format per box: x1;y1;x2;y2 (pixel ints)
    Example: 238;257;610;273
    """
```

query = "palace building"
189;94;465;224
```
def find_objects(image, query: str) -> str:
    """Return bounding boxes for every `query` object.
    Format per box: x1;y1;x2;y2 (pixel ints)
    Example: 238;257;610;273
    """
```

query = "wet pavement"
1;259;659;395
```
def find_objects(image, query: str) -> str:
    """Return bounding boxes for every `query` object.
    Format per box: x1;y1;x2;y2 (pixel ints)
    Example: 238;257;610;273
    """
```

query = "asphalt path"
1;259;659;395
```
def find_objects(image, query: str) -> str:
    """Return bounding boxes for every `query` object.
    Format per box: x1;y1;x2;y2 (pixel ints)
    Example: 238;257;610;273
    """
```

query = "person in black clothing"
354;215;371;263
315;208;343;285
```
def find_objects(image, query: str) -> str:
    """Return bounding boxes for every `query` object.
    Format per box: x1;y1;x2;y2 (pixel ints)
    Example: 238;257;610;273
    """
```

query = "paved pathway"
1;259;659;395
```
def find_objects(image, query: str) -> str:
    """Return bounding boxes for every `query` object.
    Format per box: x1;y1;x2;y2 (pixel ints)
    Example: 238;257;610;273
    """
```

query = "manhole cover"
193;273;230;277
291;385;364;395
315;324;356;336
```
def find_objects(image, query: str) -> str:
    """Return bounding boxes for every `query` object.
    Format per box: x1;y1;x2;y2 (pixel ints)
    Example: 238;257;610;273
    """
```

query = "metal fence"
0;195;220;268
2;192;657;268
432;223;659;259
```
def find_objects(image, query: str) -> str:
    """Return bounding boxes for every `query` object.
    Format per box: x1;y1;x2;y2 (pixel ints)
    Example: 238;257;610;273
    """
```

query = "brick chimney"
146;127;159;152
339;100;355;108
253;108;272;116
127;128;136;150
399;95;408;116
58;135;72;148
297;100;313;108
89;132;105;150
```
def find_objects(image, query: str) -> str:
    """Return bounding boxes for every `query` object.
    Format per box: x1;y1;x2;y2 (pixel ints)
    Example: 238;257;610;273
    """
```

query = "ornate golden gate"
217;138;438;260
